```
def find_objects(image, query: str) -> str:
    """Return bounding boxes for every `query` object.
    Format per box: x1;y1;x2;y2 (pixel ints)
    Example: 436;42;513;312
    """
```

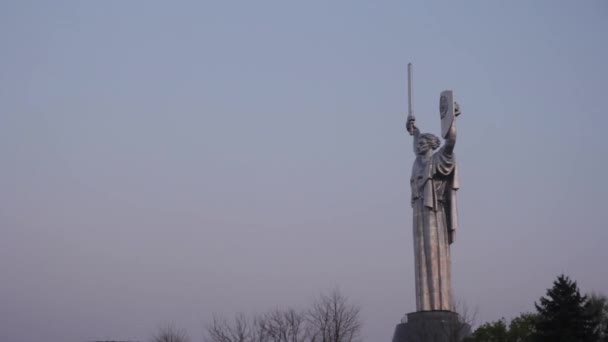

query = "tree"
151;324;189;342
441;300;476;342
586;293;608;342
506;313;537;342
306;289;361;342
465;313;537;342
205;314;260;342
204;289;361;342
533;274;593;341
258;308;311;342
466;318;509;342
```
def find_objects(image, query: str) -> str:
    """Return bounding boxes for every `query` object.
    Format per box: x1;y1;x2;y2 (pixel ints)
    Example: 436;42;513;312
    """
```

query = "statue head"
415;133;440;155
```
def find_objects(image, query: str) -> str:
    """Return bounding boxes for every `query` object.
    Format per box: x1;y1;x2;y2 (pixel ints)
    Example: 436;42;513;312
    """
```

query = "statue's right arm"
412;125;420;137
407;119;420;138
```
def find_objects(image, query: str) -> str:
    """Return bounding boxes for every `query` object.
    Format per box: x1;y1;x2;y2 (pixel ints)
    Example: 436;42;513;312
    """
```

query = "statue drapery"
410;144;459;311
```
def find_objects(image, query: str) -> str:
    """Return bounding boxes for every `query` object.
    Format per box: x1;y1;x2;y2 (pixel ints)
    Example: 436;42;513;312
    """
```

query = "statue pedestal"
392;311;471;342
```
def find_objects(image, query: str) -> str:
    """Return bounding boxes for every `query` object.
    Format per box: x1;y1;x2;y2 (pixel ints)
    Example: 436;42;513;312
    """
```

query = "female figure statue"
406;105;460;312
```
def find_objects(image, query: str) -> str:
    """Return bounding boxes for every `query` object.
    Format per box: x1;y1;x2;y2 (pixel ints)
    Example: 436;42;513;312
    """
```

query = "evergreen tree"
586;293;608;342
465;319;508;342
507;313;537;342
465;313;537;342
533;274;593;342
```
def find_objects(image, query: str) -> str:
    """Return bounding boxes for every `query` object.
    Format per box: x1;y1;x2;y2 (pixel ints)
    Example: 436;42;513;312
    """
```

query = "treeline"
151;289;361;342
148;275;607;342
466;274;608;342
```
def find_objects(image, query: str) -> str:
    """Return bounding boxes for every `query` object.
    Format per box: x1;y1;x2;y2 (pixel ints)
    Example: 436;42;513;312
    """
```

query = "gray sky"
1;1;607;341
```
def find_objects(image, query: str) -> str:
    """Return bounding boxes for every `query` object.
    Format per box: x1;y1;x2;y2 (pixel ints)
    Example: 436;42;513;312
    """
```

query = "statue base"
392;311;471;342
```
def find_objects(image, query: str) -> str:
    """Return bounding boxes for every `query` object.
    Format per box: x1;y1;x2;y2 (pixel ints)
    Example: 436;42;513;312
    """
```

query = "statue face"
416;138;432;155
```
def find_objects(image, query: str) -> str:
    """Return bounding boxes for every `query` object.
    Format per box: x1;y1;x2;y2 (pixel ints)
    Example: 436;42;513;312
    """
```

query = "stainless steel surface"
440;90;455;139
407;96;460;312
407;63;415;136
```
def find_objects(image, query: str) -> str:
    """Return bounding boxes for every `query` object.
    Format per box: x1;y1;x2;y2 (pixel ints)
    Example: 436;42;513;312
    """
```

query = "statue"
405;64;461;312
392;64;469;342
406;101;460;311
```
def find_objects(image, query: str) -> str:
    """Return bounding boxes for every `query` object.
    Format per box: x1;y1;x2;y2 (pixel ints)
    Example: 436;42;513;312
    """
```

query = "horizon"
1;1;607;341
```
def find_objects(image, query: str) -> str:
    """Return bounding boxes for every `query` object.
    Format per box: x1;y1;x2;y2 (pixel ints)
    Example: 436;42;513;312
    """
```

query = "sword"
407;63;415;135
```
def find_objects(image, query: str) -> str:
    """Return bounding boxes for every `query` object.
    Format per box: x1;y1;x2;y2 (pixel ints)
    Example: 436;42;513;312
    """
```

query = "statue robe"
410;145;459;311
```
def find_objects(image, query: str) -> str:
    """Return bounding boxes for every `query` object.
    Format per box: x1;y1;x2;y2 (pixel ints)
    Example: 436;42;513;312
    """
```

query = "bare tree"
306;289;362;342
442;300;476;342
206;314;261;342
258;308;310;342
151;324;189;342
205;289;361;342
206;309;310;342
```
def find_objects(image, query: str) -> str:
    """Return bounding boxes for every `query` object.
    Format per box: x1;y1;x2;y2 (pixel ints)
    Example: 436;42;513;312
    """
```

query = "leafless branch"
307;289;361;342
151;324;189;342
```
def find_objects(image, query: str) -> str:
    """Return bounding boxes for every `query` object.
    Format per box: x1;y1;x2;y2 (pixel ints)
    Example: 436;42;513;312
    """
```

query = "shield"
440;90;454;138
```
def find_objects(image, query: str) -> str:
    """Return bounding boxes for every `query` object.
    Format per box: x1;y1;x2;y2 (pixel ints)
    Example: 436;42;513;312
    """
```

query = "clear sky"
1;1;607;341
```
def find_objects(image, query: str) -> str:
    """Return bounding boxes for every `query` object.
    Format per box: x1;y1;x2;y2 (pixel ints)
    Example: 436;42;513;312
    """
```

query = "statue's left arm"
442;102;461;245
443;121;456;155
443;102;460;154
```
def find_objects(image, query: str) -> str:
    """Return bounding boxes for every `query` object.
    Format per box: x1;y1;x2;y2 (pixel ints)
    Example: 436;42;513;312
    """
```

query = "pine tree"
586;293;608;342
533;274;593;342
465;313;537;342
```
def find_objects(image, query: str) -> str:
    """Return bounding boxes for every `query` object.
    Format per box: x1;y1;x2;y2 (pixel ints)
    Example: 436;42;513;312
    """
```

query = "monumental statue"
392;64;468;342
407;92;460;312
